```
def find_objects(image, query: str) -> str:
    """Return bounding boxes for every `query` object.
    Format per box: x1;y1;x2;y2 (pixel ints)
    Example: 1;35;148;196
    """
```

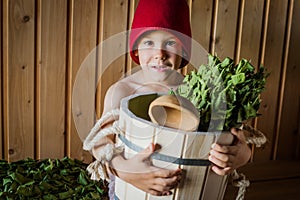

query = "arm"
109;144;181;196
208;128;252;176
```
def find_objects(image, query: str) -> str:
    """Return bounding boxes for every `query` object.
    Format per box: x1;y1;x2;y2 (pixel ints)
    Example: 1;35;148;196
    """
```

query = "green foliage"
0;157;108;200
176;54;269;131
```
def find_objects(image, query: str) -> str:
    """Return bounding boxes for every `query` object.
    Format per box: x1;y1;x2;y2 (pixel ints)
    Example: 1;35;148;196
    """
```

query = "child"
83;0;251;199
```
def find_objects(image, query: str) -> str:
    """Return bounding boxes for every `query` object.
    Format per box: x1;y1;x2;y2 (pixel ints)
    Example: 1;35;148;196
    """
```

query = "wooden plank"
151;129;185;200
225;177;300;200
211;0;239;59
117;99;154;200
152;129;184;171
0;0;3;159
3;0;35;162
125;0;139;74
236;0;265;158
190;0;213;53
254;0;289;161
36;0;67;159
2;0;8;161
238;0;264;66
243;160;300;181
224;160;300;199
115;177;128;200
277;0;300;160
201;133;234;200
178;134;214;200
96;0;129;117
187;0;213;74
67;0;98;163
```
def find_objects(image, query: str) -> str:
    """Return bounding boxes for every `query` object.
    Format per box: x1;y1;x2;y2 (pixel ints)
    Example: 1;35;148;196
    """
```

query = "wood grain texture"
0;0;3;158
238;0;264;66
3;0;35;162
96;0;129;117
224;161;300;199
255;0;289;161
211;0;239;59
277;0;300;160
190;0;213;52
125;0;139;74
36;0;67;159
185;0;213;74
67;0;98;163
225;178;300;200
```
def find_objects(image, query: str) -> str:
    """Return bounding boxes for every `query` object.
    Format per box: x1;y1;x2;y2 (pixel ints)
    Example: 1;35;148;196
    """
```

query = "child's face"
136;30;183;75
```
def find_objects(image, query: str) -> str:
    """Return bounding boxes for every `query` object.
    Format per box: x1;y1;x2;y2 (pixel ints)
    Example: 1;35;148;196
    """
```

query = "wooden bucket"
115;93;233;200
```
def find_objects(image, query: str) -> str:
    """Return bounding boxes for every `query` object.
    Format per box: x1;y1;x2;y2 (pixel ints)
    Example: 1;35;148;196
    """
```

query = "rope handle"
242;123;267;147
230;124;267;200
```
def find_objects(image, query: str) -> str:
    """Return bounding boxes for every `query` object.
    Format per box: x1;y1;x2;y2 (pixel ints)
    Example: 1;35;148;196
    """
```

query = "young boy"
84;0;251;198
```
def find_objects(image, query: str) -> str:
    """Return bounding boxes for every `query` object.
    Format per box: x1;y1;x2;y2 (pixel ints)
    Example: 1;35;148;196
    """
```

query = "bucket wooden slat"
202;171;229;200
201;133;234;200
177;134;215;199
152;129;185;170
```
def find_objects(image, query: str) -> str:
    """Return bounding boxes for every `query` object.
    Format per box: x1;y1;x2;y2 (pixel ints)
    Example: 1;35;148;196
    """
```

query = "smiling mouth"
151;65;170;70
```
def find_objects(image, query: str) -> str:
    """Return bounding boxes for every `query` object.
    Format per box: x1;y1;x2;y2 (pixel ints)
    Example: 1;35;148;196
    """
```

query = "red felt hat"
129;0;192;68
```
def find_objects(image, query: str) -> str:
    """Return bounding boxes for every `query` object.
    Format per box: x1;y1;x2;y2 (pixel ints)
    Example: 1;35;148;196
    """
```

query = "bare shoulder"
103;82;132;111
102;73;142;113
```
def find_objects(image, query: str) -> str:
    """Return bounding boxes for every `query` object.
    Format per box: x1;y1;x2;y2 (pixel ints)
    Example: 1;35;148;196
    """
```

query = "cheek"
137;54;148;65
137;49;150;63
171;54;183;67
168;48;183;63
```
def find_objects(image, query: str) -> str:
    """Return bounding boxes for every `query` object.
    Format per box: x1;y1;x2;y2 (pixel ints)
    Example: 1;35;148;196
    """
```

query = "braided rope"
83;109;123;182
243;123;267;147
83;109;120;151
231;123;267;200
231;170;250;200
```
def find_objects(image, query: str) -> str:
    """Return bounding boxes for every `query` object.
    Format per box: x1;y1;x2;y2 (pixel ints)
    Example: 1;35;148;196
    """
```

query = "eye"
143;40;154;46
165;40;177;47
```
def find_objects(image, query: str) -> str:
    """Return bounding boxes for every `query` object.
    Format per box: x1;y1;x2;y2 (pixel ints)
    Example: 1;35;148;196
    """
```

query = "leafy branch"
176;54;269;131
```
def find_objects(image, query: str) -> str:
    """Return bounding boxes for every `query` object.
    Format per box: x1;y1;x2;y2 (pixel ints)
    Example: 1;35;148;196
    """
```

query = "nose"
154;48;167;61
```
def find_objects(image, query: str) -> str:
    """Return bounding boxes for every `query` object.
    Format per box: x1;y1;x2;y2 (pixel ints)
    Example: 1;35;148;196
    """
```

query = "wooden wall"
1;0;300;198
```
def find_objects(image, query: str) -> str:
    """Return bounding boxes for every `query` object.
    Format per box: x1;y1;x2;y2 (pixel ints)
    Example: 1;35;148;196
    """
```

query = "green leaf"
3;178;12;186
9;172;31;185
231;73;245;85
78;171;89;186
43;194;58;200
58;189;74;199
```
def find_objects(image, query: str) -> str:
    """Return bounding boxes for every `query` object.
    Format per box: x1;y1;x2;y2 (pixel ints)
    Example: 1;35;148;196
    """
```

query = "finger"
151;182;173;193
155;176;181;189
209;149;230;163
211;165;232;176
135;143;155;162
148;189;173;196
154;168;182;178
211;143;230;154
147;189;163;196
208;153;233;168
231;128;247;144
212;143;240;156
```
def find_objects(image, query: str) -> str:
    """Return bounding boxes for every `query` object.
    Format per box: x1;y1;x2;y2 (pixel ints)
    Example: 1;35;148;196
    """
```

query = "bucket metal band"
118;134;211;166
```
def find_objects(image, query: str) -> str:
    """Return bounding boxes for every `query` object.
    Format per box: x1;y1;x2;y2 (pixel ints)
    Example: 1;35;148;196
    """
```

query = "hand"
208;128;251;176
110;143;182;196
